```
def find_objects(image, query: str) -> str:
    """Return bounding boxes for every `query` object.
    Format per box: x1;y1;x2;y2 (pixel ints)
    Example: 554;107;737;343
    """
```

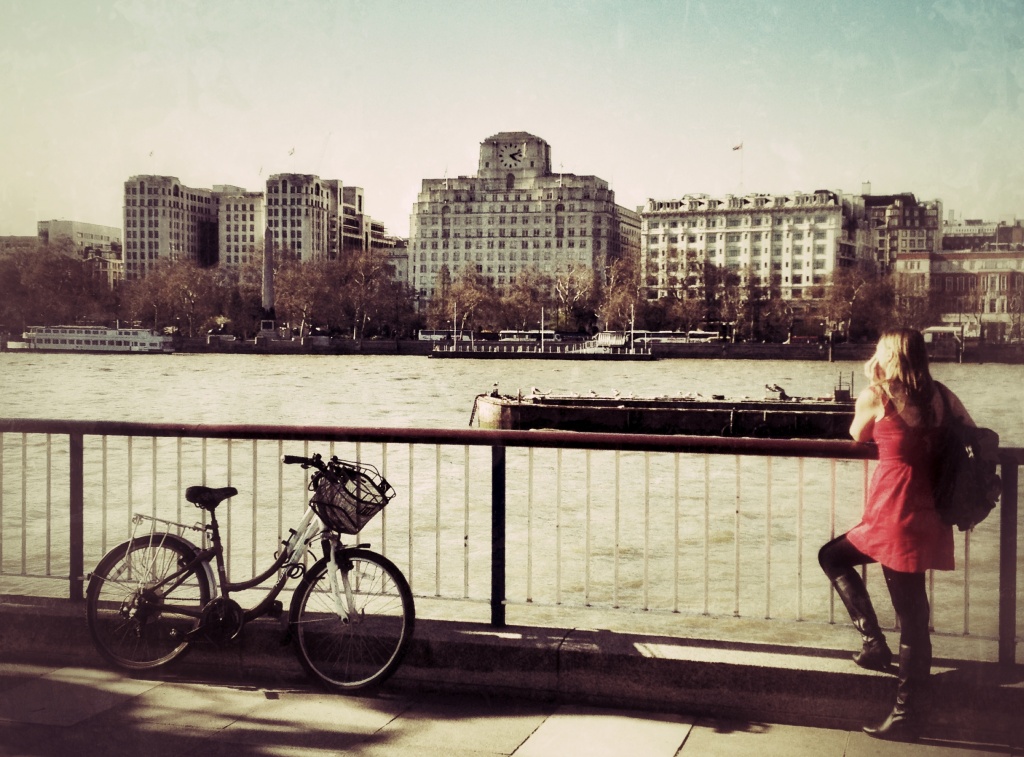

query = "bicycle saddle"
185;486;238;511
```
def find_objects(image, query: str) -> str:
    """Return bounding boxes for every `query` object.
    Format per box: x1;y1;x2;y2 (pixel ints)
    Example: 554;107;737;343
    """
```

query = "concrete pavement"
0;596;1020;755
0;661;1017;757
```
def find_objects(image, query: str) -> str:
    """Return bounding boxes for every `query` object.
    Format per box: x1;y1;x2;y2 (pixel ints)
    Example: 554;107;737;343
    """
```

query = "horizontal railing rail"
1;418;1020;665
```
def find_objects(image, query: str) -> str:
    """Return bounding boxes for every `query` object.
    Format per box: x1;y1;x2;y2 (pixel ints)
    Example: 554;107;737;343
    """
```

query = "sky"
1;0;1022;238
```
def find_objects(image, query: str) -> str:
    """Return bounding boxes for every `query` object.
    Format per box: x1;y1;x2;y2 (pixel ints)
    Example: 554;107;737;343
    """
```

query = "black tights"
818;534;931;649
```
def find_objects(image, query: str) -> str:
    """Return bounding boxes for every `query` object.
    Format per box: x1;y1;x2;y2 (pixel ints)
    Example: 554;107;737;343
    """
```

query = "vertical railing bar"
150;436;157;520
556;448;563;605
797;458;805;621
490;444;506;627
673;452;680;614
962;532;970;636
643;451;651;611
252;440;258;576
175;438;182;524
407;444;414;589
45;434;52;575
734;454;741;618
997;456;1018;666
21;433;27;575
435;444;441;598
1;433;5;571
765;456;772;620
226;438;232;577
462;444;469;598
380;443;389;557
861;460;869;585
703;453;710;617
585;449;592;606
828;459;837;623
101;436;108;554
301;439;309;568
201;437;207;486
277;439;284;544
527;447;534;603
613;450;620;609
127;436;134;538
69;432;84;601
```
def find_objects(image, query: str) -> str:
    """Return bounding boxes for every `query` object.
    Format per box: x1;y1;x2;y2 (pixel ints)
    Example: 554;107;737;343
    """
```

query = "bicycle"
85;452;415;692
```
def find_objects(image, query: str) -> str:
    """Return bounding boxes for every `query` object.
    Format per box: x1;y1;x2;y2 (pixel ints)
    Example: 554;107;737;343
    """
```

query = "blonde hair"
865;329;936;424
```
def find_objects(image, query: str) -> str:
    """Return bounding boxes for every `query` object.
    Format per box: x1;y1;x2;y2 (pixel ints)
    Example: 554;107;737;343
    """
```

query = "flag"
732;143;743;151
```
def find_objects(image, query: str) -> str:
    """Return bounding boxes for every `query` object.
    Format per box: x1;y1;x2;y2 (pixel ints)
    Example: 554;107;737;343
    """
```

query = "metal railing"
0;418;1020;665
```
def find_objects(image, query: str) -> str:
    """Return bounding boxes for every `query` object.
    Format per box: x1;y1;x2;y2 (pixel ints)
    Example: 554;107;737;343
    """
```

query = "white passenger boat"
18;325;173;353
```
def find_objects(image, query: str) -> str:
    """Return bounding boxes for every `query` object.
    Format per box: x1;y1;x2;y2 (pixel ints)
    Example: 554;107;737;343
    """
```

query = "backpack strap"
936;382;953;427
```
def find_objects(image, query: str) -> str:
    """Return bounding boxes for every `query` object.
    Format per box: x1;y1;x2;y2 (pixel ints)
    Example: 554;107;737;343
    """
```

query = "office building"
408;131;640;299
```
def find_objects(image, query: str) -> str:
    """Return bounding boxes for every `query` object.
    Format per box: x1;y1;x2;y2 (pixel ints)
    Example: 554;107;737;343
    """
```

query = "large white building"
639;189;873;301
408;131;640;299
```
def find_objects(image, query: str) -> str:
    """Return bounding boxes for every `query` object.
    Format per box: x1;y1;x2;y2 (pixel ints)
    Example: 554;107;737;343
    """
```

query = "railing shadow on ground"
0;418;1020;668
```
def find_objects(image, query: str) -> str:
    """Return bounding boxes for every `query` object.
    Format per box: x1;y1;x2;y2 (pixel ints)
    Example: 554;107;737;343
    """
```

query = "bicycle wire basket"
308;460;395;534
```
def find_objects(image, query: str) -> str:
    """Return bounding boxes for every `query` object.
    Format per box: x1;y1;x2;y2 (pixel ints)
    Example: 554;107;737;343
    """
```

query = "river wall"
172;337;1024;363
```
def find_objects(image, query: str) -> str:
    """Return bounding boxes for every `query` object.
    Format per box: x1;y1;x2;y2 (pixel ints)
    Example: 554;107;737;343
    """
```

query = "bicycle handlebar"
281;453;325;469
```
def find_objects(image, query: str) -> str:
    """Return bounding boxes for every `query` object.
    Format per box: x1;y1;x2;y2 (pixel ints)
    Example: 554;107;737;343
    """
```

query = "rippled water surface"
1;352;1020;444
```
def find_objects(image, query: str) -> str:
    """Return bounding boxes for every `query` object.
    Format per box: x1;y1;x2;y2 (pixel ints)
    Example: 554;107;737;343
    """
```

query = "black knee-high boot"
863;642;931;741
831;572;892;671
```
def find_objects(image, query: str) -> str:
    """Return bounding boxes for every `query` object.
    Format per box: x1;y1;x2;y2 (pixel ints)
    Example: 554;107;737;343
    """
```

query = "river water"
0;352;1021;644
1;352;1020;443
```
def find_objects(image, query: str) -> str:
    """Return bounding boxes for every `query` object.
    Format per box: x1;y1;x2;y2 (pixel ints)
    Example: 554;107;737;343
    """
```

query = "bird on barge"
470;378;856;440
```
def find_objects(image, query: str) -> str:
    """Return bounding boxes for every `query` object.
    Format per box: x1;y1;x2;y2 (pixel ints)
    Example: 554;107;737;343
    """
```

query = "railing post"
998;454;1018;666
491;444;506;627
69;433;85;602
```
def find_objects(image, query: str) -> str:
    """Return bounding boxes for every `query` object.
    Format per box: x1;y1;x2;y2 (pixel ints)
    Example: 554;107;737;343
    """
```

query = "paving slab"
844;730;1015;757
515;704;693;757
370;693;553;755
0;665;159;726
678;719;852;756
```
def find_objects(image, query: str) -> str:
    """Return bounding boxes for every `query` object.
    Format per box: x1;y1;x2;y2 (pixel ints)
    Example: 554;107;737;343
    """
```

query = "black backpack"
932;384;1001;532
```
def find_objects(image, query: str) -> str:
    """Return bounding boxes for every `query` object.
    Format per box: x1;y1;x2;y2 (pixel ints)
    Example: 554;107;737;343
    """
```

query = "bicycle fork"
326;542;355;624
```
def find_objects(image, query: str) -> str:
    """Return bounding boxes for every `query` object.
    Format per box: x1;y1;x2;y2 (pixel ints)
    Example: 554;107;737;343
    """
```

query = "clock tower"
478;132;551;179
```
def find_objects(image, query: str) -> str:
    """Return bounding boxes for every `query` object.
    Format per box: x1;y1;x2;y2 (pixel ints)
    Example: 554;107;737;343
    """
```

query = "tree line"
0;241;963;342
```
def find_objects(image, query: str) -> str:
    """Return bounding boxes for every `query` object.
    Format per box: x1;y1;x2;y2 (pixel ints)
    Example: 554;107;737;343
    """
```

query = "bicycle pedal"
268;600;283;618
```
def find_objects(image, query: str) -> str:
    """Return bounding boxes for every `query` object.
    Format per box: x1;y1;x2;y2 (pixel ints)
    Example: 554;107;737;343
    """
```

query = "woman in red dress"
817;329;974;741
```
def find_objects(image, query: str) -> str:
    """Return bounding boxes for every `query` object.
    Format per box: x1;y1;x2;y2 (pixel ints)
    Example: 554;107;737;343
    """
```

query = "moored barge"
470;381;856;439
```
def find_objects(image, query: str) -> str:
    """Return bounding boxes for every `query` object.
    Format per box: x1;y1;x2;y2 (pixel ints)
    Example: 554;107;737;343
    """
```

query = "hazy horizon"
2;0;1022;238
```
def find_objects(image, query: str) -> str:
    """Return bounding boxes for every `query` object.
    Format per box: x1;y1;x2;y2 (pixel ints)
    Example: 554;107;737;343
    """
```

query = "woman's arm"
849;385;883;442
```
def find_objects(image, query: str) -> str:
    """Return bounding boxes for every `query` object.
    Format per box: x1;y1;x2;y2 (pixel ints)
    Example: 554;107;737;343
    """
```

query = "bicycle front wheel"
290;549;415;692
86;535;211;670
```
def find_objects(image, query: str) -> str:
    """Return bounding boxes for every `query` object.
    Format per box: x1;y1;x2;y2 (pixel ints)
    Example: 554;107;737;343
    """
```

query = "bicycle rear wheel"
290;549;415;692
86;535;211;670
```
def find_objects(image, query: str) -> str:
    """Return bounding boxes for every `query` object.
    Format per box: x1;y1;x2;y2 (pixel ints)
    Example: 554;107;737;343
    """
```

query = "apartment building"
408;131;640;299
640;189;872;301
895;247;1024;340
863;191;942;272
265;174;373;262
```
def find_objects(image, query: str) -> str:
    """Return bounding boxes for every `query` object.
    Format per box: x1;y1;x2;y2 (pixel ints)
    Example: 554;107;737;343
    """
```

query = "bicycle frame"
127;503;330;628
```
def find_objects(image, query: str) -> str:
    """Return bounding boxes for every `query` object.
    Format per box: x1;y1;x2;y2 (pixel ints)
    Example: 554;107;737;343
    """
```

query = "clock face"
498;143;524;168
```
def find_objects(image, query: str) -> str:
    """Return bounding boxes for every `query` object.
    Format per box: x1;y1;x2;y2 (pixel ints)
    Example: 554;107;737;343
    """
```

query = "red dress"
845;394;955;572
